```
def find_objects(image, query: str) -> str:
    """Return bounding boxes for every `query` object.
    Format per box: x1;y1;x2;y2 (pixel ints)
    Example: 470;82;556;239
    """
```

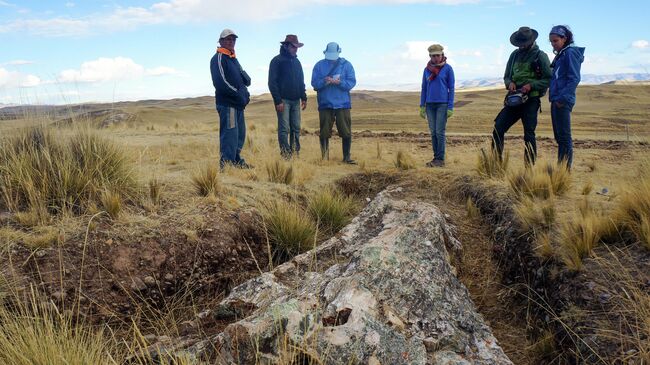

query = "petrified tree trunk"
180;187;512;364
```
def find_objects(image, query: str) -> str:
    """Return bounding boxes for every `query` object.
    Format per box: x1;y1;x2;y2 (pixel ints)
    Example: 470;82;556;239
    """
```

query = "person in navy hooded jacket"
549;25;584;169
419;44;455;167
210;28;252;169
311;42;357;164
268;34;307;159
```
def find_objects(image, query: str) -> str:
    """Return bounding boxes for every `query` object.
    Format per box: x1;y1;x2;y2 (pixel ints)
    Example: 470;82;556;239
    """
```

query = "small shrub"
191;165;220;196
476;147;509;178
266;160;294;185
262;200;316;261
394;150;415;170
307;189;356;236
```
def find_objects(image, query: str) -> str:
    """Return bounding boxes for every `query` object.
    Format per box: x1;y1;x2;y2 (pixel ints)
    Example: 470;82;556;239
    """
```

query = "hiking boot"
343;159;357;165
426;159;444;167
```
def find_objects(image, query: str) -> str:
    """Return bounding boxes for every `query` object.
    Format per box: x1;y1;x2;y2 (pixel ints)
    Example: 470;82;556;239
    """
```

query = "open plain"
0;84;649;364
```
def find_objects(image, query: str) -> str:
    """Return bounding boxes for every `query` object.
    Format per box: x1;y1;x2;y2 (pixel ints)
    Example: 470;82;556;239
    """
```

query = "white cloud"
145;66;178;76
57;57;177;83
0;0;480;36
0;67;41;87
632;40;649;49
3;60;34;66
404;41;442;61
65;2;75;7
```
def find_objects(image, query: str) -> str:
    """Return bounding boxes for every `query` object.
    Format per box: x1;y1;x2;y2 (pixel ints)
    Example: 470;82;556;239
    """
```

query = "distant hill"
365;73;650;92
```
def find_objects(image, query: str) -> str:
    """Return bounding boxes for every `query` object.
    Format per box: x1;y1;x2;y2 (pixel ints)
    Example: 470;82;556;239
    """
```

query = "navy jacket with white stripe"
210;50;251;110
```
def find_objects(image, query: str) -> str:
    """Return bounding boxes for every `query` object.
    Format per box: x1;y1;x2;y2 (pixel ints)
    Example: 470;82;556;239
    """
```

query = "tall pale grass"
0;126;137;219
614;164;650;249
190;164;220;196
0;289;120;365
307;189;356;236
476;147;509;178
262;200;316;261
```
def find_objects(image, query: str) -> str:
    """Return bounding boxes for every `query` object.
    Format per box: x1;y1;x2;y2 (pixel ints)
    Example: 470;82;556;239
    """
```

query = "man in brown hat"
268;34;307;159
492;26;551;165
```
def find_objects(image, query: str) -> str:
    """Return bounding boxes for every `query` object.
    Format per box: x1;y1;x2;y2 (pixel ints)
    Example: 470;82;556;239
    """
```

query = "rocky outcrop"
174;187;512;364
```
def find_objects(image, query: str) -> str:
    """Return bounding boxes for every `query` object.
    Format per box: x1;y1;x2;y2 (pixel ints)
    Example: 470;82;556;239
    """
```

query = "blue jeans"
277;99;301;158
426;102;448;161
551;101;574;168
217;105;246;168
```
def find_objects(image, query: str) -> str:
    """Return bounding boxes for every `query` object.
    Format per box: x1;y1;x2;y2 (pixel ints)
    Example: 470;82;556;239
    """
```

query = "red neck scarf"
426;57;447;81
217;47;236;58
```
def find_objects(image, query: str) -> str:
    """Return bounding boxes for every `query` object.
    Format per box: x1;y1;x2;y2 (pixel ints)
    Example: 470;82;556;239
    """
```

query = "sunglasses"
429;54;443;57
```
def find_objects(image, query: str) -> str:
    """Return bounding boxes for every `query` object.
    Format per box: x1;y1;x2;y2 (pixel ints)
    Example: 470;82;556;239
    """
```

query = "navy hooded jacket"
210;49;251;110
268;46;307;106
549;45;585;105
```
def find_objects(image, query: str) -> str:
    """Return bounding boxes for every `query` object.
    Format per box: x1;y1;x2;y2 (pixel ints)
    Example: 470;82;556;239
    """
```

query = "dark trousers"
217;105;246;168
318;109;352;161
551;101;574;168
492;97;540;165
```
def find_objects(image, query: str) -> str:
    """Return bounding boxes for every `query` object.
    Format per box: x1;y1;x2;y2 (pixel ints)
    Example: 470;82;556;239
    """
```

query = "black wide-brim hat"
510;26;538;47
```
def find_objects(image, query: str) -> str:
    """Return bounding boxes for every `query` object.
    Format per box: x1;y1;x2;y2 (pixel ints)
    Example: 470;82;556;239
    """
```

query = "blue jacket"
268;47;307;105
210;49;251;110
311;58;356;110
420;64;455;110
549;46;585;105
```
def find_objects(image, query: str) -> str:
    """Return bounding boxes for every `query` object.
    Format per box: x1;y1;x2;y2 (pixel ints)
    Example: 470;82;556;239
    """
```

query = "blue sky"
1;0;649;105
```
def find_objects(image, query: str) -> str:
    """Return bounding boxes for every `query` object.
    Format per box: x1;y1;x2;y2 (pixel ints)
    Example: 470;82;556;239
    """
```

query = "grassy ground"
0;84;649;363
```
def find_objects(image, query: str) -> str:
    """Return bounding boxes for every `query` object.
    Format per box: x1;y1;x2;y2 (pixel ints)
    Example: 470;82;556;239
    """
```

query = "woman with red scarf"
419;44;455;167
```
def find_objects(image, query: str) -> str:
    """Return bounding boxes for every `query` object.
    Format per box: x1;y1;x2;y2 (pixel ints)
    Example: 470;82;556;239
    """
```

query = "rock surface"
177;187;512;364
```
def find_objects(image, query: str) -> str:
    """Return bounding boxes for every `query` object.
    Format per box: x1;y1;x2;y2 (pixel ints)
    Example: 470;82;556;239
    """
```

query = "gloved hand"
447;109;454;118
419;106;426;119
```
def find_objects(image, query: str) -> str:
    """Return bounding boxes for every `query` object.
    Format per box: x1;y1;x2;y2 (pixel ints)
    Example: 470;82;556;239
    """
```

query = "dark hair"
553;25;574;46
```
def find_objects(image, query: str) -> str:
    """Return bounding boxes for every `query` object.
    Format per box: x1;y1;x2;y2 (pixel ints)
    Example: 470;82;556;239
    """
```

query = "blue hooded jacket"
420;63;455;110
210;49;251;110
549;45;585;105
311;58;356;110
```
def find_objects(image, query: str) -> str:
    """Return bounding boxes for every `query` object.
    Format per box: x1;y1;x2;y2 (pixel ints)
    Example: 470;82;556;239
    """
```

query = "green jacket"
503;43;551;98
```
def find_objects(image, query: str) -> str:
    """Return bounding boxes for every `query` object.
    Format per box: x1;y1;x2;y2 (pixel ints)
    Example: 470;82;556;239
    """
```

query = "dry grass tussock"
262;199;316;261
190;164;220;196
394;150;416;170
266;160;294;185
508;159;572;201
558;198;618;271
307;188;356;236
476;146;509;178
0;288;121;365
0;126;137;220
614;163;650;249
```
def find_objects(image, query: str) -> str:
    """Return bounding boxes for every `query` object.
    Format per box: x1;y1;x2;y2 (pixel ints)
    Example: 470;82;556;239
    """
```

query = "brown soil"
3;204;269;335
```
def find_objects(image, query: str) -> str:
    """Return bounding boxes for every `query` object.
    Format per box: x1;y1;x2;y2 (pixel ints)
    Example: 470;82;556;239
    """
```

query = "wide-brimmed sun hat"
281;34;304;48
323;42;341;60
510;26;538;47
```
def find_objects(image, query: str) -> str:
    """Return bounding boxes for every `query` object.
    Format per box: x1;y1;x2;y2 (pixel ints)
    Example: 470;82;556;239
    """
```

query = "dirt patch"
3;205;268;332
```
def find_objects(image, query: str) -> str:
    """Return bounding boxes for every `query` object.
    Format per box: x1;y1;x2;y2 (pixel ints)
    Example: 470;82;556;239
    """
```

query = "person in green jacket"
492;26;552;166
